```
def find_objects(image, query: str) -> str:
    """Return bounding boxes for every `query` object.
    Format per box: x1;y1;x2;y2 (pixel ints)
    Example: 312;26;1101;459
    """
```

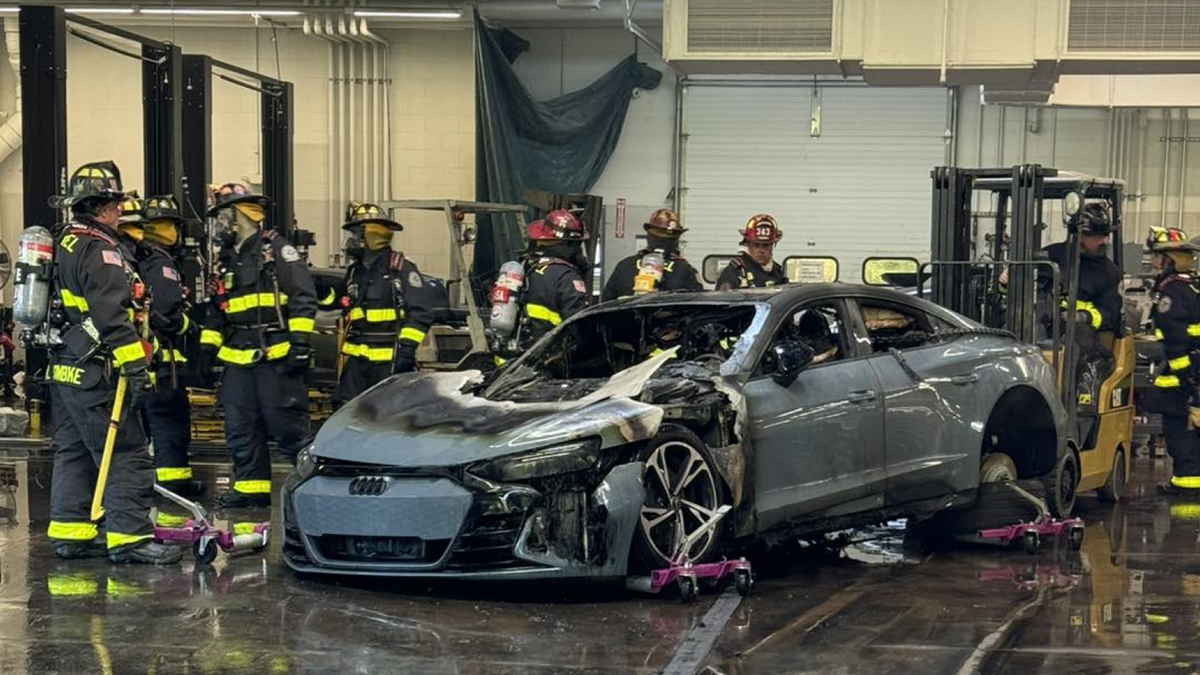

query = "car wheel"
1097;448;1126;503
633;425;727;571
923;451;1035;539
980;452;1017;483
1045;450;1079;519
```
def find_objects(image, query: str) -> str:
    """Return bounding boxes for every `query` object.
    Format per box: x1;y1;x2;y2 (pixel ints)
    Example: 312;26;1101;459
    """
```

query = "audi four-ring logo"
348;476;390;496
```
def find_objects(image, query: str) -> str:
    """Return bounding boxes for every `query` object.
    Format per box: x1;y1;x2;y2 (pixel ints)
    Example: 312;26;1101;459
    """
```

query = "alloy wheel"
639;440;721;564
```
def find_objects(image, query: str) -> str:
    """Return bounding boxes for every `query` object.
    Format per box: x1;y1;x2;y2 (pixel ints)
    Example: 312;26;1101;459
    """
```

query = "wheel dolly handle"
153;483;212;527
671;504;732;565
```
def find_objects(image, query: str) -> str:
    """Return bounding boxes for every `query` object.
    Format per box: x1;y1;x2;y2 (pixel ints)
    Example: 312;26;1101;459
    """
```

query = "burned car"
281;285;1068;579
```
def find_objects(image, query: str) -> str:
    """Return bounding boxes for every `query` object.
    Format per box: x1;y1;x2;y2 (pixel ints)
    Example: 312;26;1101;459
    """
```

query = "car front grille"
315;535;451;563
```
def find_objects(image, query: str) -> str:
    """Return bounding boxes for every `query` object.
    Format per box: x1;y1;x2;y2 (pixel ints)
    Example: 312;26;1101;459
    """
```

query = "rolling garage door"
680;84;950;283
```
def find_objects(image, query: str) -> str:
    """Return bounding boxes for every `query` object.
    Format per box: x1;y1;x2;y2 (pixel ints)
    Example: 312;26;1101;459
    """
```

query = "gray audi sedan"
281;284;1067;579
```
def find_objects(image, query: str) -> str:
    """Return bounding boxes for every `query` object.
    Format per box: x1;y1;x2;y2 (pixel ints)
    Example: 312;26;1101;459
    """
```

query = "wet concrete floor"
0;455;1198;674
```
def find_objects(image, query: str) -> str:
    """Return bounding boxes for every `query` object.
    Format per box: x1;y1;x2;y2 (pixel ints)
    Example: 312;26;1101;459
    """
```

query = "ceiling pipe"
623;0;661;55
0;16;22;166
360;17;391;201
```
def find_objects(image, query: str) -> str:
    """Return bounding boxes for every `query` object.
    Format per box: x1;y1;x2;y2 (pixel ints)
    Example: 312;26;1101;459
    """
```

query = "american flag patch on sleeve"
162;266;180;281
101;250;122;267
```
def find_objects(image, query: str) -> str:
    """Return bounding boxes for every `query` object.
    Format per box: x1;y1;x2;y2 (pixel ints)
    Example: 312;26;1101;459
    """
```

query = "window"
858;301;944;353
760;303;847;374
487;304;763;402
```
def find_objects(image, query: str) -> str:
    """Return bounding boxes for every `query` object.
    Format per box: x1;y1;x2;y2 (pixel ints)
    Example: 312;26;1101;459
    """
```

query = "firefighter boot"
214;491;271;509
53;537;108;560
107;540;183;565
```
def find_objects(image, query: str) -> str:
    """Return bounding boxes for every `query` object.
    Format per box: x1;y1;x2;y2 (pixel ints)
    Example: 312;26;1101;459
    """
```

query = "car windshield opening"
485;304;762;403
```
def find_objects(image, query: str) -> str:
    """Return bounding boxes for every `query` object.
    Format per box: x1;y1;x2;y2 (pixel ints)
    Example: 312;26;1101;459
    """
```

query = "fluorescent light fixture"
65;7;136;13
353;10;462;19
0;7;18;13
140;8;302;16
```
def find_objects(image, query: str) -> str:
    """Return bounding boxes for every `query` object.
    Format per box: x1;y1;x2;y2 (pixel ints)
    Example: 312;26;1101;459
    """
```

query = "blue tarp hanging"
472;11;662;287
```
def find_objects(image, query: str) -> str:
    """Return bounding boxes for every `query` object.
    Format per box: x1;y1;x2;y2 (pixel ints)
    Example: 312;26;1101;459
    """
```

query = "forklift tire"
1044;450;1079;519
1097;448;1126;503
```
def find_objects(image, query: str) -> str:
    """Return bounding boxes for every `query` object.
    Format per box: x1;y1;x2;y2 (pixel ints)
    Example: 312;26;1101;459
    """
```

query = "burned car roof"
593;283;972;325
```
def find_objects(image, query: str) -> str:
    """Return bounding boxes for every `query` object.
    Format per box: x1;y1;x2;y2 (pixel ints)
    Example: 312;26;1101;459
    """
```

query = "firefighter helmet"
1146;227;1198;253
526;219;556;242
740;213;783;244
644;208;686;236
342;202;403;231
544;209;588;241
51;161;126;209
1079;203;1113;236
143;195;185;223
118;196;148;226
207;182;272;216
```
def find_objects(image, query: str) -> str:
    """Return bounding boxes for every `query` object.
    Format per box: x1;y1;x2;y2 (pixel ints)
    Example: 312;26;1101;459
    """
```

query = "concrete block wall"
384;27;475;279
0;22;474;285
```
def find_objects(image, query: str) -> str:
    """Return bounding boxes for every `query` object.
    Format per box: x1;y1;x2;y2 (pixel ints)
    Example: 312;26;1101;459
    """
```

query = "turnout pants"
142;379;193;484
48;381;154;549
1142;386;1200;485
219;362;311;495
334;356;391;407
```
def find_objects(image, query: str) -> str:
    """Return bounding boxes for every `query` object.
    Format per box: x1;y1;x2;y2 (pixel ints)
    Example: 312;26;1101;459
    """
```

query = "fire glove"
1190;407;1200;431
286;342;313;375
392;342;418;374
121;362;154;410
195;349;218;389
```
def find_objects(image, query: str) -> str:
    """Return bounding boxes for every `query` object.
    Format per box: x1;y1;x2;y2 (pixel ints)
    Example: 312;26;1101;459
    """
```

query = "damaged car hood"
312;350;678;467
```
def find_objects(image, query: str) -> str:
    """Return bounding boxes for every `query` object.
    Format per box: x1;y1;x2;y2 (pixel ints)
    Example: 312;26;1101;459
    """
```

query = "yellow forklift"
922;165;1134;516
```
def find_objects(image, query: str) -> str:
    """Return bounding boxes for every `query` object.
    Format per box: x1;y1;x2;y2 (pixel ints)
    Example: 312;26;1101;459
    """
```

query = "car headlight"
468;439;602;483
295;444;317;480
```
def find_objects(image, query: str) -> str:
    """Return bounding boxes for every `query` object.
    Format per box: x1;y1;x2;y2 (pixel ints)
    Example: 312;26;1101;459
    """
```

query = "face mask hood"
118;223;145;241
647;235;679;254
144;220;178;247
363;223;394;251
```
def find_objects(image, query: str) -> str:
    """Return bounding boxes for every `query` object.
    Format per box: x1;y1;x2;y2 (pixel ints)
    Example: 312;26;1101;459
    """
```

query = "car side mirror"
772;340;814;387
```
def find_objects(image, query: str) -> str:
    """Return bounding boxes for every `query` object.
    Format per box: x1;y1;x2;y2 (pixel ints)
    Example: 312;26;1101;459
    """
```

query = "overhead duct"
306;6;392;266
663;0;1200;87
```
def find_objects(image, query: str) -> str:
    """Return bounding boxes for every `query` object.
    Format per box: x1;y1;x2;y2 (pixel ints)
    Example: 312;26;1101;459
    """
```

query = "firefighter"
716;213;788;290
334;202;436;404
602;208;703;301
45;161;181;564
197;183;317;508
1042;203;1123;436
1143;227;1200;495
118;195;203;497
519;210;591;345
1043;203;1123;342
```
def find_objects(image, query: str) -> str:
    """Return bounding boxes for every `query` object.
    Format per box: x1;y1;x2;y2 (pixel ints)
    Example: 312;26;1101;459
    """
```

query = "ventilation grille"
687;0;834;53
1069;0;1200;51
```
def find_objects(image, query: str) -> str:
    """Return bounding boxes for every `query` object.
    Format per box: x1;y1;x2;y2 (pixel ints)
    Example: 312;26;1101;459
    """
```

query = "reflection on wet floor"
1;457;1200;674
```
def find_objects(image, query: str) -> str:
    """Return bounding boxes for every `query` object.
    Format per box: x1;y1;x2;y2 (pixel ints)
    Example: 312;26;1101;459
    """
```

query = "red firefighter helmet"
740;213;782;245
644;208;686;236
545;209;588;241
527;219;556;242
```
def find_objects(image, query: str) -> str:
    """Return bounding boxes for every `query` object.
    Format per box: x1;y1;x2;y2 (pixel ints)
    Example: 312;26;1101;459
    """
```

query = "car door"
851;297;983;506
742;299;887;530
